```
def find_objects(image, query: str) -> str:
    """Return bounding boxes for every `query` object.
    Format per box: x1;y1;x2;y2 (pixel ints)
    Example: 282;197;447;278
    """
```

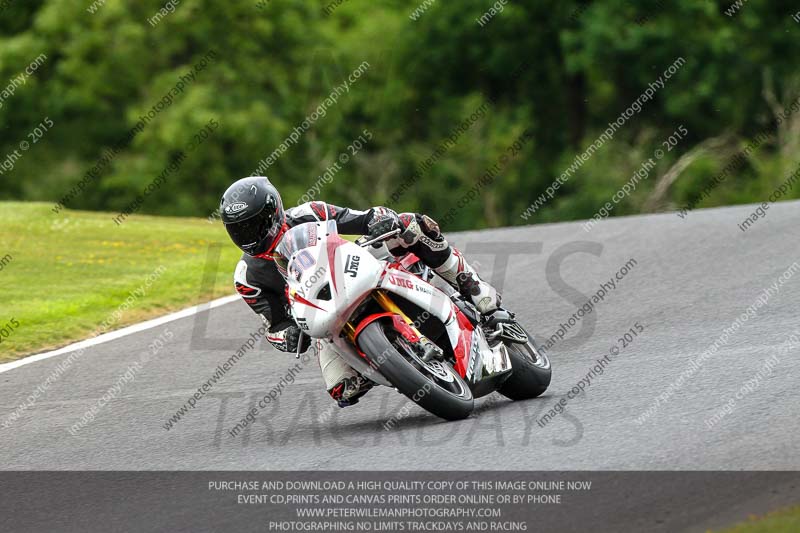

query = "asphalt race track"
2;201;799;531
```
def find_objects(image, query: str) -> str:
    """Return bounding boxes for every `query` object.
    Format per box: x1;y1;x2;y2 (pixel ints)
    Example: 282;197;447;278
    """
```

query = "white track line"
0;295;241;374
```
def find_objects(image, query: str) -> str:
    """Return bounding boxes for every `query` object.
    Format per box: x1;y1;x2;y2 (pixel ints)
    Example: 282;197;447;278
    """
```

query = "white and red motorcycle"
275;221;551;421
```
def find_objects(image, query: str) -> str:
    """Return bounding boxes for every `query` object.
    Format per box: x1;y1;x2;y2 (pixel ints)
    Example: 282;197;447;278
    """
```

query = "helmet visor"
224;207;279;254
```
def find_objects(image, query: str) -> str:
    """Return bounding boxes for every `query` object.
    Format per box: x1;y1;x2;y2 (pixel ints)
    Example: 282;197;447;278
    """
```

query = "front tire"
358;321;474;421
498;330;551;400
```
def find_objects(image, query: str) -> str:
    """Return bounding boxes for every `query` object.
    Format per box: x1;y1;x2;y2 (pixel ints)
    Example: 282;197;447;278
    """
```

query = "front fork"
344;291;442;360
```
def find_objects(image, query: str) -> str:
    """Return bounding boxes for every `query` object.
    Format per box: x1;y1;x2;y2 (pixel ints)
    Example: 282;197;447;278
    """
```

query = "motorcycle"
274;220;551;421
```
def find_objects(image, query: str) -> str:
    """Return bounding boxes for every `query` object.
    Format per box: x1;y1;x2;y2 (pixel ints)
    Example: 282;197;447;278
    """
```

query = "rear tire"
498;331;551;400
358;321;474;421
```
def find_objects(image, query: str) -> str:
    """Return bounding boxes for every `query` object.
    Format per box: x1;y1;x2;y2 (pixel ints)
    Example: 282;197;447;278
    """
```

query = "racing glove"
265;318;311;353
367;207;418;247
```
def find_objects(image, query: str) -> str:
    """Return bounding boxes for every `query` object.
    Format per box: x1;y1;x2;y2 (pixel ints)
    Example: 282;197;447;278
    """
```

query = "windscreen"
273;221;336;275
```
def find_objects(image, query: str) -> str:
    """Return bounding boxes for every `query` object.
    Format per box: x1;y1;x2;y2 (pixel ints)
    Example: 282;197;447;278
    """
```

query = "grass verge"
717;505;800;532
0;202;242;362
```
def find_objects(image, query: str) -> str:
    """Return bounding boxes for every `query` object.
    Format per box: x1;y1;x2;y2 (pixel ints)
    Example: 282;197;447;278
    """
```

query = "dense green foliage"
1;0;799;229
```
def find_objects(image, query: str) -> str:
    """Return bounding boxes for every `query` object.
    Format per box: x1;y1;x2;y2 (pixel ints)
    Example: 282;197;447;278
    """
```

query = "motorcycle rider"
220;176;500;407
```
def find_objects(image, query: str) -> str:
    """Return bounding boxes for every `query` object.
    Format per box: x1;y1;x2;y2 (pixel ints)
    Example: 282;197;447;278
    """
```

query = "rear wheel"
358;320;474;421
498;330;551;400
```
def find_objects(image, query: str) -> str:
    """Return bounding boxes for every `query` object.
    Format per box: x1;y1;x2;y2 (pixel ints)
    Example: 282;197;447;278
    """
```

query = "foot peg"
483;309;528;344
497;322;528;344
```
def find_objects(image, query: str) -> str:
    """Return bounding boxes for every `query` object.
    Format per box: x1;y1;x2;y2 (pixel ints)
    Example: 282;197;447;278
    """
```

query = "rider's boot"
381;212;501;315
329;375;374;408
319;342;373;407
434;248;500;315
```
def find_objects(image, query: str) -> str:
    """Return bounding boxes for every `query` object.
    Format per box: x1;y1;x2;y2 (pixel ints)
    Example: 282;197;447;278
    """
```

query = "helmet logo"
225;202;248;214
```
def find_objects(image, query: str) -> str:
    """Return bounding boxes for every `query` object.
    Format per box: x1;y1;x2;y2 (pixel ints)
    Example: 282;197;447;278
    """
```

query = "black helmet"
220;177;285;257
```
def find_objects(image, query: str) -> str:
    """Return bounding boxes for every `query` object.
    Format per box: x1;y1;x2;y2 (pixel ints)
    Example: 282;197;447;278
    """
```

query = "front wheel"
498;329;552;400
357;320;474;421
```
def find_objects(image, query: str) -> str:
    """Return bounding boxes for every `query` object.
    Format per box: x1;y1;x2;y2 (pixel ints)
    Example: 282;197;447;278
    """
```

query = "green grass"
0;202;242;362
717;506;800;533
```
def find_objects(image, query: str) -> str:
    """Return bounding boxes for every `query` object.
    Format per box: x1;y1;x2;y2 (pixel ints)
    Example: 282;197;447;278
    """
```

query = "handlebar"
357;228;400;248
